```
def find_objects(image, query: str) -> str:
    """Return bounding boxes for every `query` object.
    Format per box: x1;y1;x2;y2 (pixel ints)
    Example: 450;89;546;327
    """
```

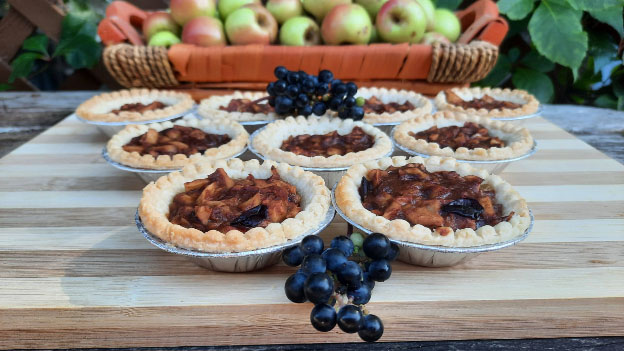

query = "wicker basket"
99;0;507;94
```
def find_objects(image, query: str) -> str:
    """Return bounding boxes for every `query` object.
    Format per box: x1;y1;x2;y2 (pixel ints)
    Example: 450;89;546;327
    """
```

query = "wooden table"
0;92;623;350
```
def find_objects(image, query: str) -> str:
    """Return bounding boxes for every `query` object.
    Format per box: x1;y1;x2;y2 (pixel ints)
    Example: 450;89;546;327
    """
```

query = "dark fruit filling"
168;167;301;233
219;98;274;114
445;90;522;110
359;163;513;232
111;101;166;114
409;122;505;150
362;96;415;114
122;125;231;157
280;126;375;157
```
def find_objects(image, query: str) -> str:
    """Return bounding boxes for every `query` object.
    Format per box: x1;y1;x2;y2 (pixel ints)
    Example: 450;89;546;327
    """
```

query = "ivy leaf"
589;7;624;37
508;47;521;62
512;67;555;103
567;0;623;11
618;96;624;110
593;94;618;109
62;35;102;68
528;0;588;70
53;13;100;69
22;34;49;56
433;0;462;10
588;31;619;76
476;54;512;86
498;0;536;20
0;83;11;91
520;49;555;72
8;52;43;83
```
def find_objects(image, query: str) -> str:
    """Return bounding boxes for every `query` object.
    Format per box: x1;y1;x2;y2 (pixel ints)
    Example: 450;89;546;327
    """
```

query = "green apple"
225;5;278;44
279;16;321;46
421;31;450;45
143;12;181;40
355;0;388;19
218;0;260;20
414;0;435;31
302;0;352;22
433;8;461;42
266;0;303;24
148;30;182;47
376;0;426;43
369;25;379;43
181;16;226;46
321;4;372;45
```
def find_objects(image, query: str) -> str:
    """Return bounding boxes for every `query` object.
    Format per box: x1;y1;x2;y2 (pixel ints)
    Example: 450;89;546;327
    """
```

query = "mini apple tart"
251;116;393;168
354;87;432;124
138;158;331;253
76;89;194;122
106;118;248;170
198;91;278;122
335;156;531;247
393;111;534;161
434;87;539;118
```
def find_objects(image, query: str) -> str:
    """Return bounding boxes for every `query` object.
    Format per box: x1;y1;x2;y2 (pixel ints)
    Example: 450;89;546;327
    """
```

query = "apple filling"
219;98;274;113
122;125;231;157
110;101;167;114
409;122;505;150
445;90;522;110
280;126;375;157
168;167;302;233
363;96;415;114
359;163;513;233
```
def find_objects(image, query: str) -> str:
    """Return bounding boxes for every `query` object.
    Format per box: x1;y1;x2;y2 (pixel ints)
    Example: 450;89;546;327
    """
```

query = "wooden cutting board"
0;115;623;349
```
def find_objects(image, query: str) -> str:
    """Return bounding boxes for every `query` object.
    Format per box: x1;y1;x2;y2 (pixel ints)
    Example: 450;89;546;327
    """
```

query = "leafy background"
2;0;624;110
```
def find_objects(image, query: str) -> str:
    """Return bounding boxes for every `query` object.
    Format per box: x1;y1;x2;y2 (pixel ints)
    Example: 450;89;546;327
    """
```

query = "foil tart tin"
101;147;247;184
248;126;394;188
331;184;534;267
135;205;336;272
372;121;401;135
391;126;538;174
75;106;196;137
490;105;543;126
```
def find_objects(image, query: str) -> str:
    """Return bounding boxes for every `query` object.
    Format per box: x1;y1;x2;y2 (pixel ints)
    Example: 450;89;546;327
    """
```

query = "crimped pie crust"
138;158;331;253
252;116;393;168
355;87;433;124
393;111;534;160
335;156;531;247
107;118;249;170
434;87;539;118
76;89;194;122
198;91;278;122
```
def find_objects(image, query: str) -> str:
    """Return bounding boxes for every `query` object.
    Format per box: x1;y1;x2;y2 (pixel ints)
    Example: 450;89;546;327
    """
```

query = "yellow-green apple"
170;0;217;25
225;4;278;44
266;0;303;24
321;4;372;45
218;0;260;20
148;31;182;46
302;0;352;22
421;31;450;45
181;16;226;46
376;0;426;43
433;8;460;42
414;0;435;31
279;16;321;45
143;12;180;40
369;25;379;43
355;0;388;19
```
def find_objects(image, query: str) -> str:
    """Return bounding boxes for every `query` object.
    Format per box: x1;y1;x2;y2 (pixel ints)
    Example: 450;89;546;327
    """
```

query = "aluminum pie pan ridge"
492;105;543;121
330;184;534;267
248;125;395;172
135;205;335;272
391;126;538;164
74;106;197;126
101;146;248;174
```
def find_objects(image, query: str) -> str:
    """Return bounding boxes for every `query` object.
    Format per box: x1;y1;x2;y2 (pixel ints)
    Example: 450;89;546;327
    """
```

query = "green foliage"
434;0;463;10
479;0;623;109
5;1;102;88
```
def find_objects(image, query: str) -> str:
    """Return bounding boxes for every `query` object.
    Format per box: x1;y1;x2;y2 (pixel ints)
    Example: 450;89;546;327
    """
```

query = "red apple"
321;4;372;45
170;0;217;26
225;4;278;45
181;16;227;46
266;0;303;24
143;12;181;40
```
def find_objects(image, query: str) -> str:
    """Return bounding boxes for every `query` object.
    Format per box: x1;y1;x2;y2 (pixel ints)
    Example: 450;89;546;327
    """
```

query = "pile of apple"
145;0;461;47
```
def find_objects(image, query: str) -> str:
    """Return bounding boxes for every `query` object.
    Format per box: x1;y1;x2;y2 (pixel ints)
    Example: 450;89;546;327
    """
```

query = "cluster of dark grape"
267;66;366;120
282;232;398;342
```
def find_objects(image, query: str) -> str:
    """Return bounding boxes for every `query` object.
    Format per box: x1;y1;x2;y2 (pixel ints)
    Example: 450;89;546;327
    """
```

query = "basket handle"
455;0;507;46
98;1;147;46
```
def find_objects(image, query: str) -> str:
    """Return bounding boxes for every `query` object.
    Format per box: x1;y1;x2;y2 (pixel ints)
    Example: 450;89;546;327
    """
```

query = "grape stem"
242;96;271;109
331;291;369;316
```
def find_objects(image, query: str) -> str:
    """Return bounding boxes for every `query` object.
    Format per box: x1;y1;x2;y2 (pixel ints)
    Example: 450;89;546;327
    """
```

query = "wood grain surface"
0;115;623;350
